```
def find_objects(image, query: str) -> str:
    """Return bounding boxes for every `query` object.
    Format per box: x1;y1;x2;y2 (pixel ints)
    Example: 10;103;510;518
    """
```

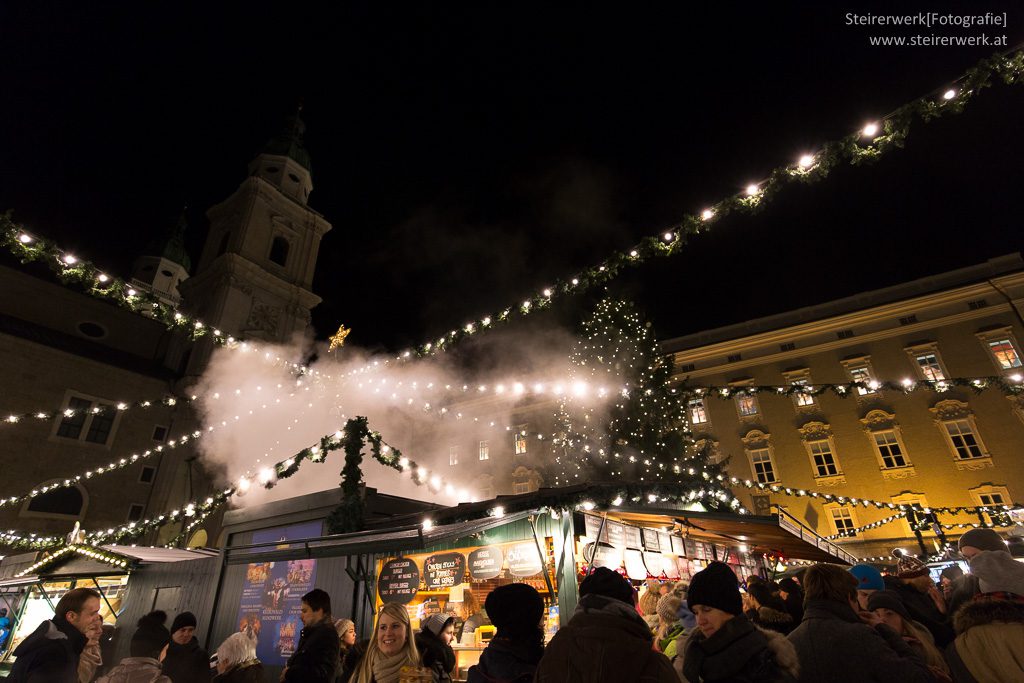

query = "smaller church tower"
130;211;191;307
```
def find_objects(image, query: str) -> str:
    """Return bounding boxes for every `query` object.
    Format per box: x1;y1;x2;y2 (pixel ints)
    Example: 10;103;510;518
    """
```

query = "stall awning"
225;510;535;564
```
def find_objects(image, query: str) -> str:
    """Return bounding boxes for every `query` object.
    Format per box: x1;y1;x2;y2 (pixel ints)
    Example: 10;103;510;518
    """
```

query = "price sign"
378;557;420;604
423;552;466;590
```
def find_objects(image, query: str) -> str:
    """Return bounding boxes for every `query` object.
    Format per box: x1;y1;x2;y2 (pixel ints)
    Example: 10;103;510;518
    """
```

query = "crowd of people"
6;526;1023;682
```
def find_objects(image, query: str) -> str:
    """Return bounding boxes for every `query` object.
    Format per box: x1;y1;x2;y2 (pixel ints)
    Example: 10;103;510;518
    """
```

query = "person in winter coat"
849;564;886;610
350;602;421;683
339;638;369;683
467;583;545;683
776;578;803;625
534;566;679;683
960;530;1024;595
213;632;263;683
867;591;950;681
79;620;104;683
334;618;357;682
282;589;341;683
457;590;490;644
416;614;456;682
883;554;954;648
655;595;686;658
744;583;795;636
788;563;932;682
96;611;171;683
0;607;11;651
673;562;799;683
161;611;212;683
9;587;102;683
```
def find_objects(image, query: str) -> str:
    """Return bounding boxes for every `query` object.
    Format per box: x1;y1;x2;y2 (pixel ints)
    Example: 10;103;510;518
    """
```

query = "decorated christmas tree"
551;297;732;506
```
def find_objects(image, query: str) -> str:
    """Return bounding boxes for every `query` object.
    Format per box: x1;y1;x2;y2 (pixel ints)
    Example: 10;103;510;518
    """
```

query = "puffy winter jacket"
946;595;1024;683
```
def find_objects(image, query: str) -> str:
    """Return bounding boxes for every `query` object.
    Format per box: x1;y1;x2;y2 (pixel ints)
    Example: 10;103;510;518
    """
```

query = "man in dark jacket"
8;587;101;683
468;583;546;683
882;553;954;647
788;563;932;682
282;588;340;683
162;611;212;682
534;567;678;683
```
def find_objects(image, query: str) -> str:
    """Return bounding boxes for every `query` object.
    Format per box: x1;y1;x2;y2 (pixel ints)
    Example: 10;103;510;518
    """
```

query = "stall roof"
224;510;535;565
102;545;218;562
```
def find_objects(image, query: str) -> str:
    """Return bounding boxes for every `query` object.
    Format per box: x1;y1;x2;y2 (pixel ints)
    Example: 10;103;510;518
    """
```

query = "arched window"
187;529;209;548
23;484;87;519
269;236;289;267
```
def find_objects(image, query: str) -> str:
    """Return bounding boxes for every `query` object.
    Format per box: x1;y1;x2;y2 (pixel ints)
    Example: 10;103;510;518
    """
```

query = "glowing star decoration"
328;324;351;352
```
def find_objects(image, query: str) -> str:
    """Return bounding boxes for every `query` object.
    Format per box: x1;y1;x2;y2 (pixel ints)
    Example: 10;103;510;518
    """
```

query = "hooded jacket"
674;614;798;683
745;605;796;636
285;618;340;683
94;657;171;683
787;599;933;683
534;593;678;683
416;627;456;682
466;636;543;683
8;616;88;683
213;659;265;683
161;636;212;683
945;596;1024;683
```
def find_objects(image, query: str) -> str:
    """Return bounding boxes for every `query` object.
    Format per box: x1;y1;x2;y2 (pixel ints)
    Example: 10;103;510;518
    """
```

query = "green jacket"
658;623;687;660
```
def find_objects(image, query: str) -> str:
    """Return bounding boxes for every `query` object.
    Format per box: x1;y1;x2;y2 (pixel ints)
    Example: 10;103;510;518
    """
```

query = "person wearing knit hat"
535;568;678;683
655;595;685;658
467;584;545;683
776;577;804;624
867;591;951;678
958;527;1008;559
416;613;456;682
849;564;885;610
162;611;212;682
98;611;172;683
883;553;955;648
672;562;799;682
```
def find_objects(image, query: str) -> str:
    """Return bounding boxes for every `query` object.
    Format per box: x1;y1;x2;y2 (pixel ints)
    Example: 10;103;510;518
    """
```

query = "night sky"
2;3;1022;352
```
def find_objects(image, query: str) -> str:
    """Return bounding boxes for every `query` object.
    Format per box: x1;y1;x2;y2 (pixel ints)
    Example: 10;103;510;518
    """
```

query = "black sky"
1;2;1022;351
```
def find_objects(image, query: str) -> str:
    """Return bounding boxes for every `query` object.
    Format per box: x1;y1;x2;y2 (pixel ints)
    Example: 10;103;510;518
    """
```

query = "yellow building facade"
665;254;1024;560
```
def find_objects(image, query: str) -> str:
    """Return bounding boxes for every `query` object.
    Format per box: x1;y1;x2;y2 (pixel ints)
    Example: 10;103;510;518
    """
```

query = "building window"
139;466;156;484
979;492;1005;505
269;236;290;267
749;448;777;483
892;493;931;536
873;431;908;468
967;299;988;310
127;504;145;522
688;398;709;425
514;425;528;454
736;394;759;418
943;419;985;459
914;352;946;381
23;484;86;519
807;439;839;477
841;358;877;395
989;339;1023;370
969;485;1012;525
152;425;168;442
513;481;531;494
830;507;857;537
478;440;489;461
792;379;815;407
449;446;459;466
680;363;696;373
54;394;119;446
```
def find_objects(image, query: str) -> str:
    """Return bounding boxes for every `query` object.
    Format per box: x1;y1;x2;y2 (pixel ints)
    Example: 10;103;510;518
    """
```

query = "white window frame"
782;368;815;409
797;421;845;485
976;327;1024;374
730;379;760;420
840;356;878;396
50;390;123;449
512;481;531;494
930;399;992;470
969;484;1012;526
807;438;840;478
478;440;490;461
449;446;459;466
904;342;950;383
748;447;777;483
860;410;916;478
688;396;710;426
741;430;778;483
514;425;528;455
825;504;859;538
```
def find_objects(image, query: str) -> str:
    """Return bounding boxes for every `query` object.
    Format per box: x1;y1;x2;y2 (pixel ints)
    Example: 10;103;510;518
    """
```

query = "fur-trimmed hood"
756;606;793;625
954;596;1024;634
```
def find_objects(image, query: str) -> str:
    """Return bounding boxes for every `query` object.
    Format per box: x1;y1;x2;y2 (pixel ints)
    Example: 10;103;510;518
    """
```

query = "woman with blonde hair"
350;603;420;683
867;591;951;680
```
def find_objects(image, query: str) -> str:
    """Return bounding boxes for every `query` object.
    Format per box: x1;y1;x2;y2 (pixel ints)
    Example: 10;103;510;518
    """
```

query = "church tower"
176;109;332;374
130;210;191;307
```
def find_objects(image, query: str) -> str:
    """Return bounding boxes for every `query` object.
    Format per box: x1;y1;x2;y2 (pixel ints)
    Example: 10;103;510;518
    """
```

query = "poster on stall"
236;521;322;666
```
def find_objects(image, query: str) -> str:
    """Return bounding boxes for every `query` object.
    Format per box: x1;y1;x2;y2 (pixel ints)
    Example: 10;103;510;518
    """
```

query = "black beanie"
579;566;635;605
687;562;743;616
747;582;786;612
866;590;912;622
130;611;170;659
485;583;545;637
170;611;197;635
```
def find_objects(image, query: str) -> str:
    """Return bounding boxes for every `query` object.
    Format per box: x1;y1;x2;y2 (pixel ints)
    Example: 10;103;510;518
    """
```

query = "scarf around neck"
372;650;410;683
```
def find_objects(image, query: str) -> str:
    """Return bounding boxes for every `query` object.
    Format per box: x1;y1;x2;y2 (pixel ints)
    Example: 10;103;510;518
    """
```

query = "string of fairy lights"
686;376;1024;401
2;50;1021;378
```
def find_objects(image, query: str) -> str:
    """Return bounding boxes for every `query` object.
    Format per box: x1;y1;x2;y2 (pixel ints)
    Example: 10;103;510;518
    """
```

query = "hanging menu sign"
625;526;643;550
606;521;625;549
583;543;623;570
642;551;664;577
468;547;503;581
684;538;698;558
671;535;685;555
506;542;544;577
423;552;466;589
624;550;647;579
584;514;604;540
378;557;420;604
642;528;661;552
658;532;672;555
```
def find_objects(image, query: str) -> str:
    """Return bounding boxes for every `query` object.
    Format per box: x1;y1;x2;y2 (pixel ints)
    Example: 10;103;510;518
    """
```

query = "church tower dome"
130;209;191;306
247;107;314;206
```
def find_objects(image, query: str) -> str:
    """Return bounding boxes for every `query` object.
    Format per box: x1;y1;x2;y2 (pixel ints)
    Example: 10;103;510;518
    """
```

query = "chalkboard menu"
506;542;544;577
468;547;503;581
625;526;643;550
584;514;604;540
642;528;661;552
423;552;466;589
378;557;420;604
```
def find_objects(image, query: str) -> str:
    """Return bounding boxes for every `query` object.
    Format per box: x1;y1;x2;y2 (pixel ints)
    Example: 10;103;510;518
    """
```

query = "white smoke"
191;323;606;508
